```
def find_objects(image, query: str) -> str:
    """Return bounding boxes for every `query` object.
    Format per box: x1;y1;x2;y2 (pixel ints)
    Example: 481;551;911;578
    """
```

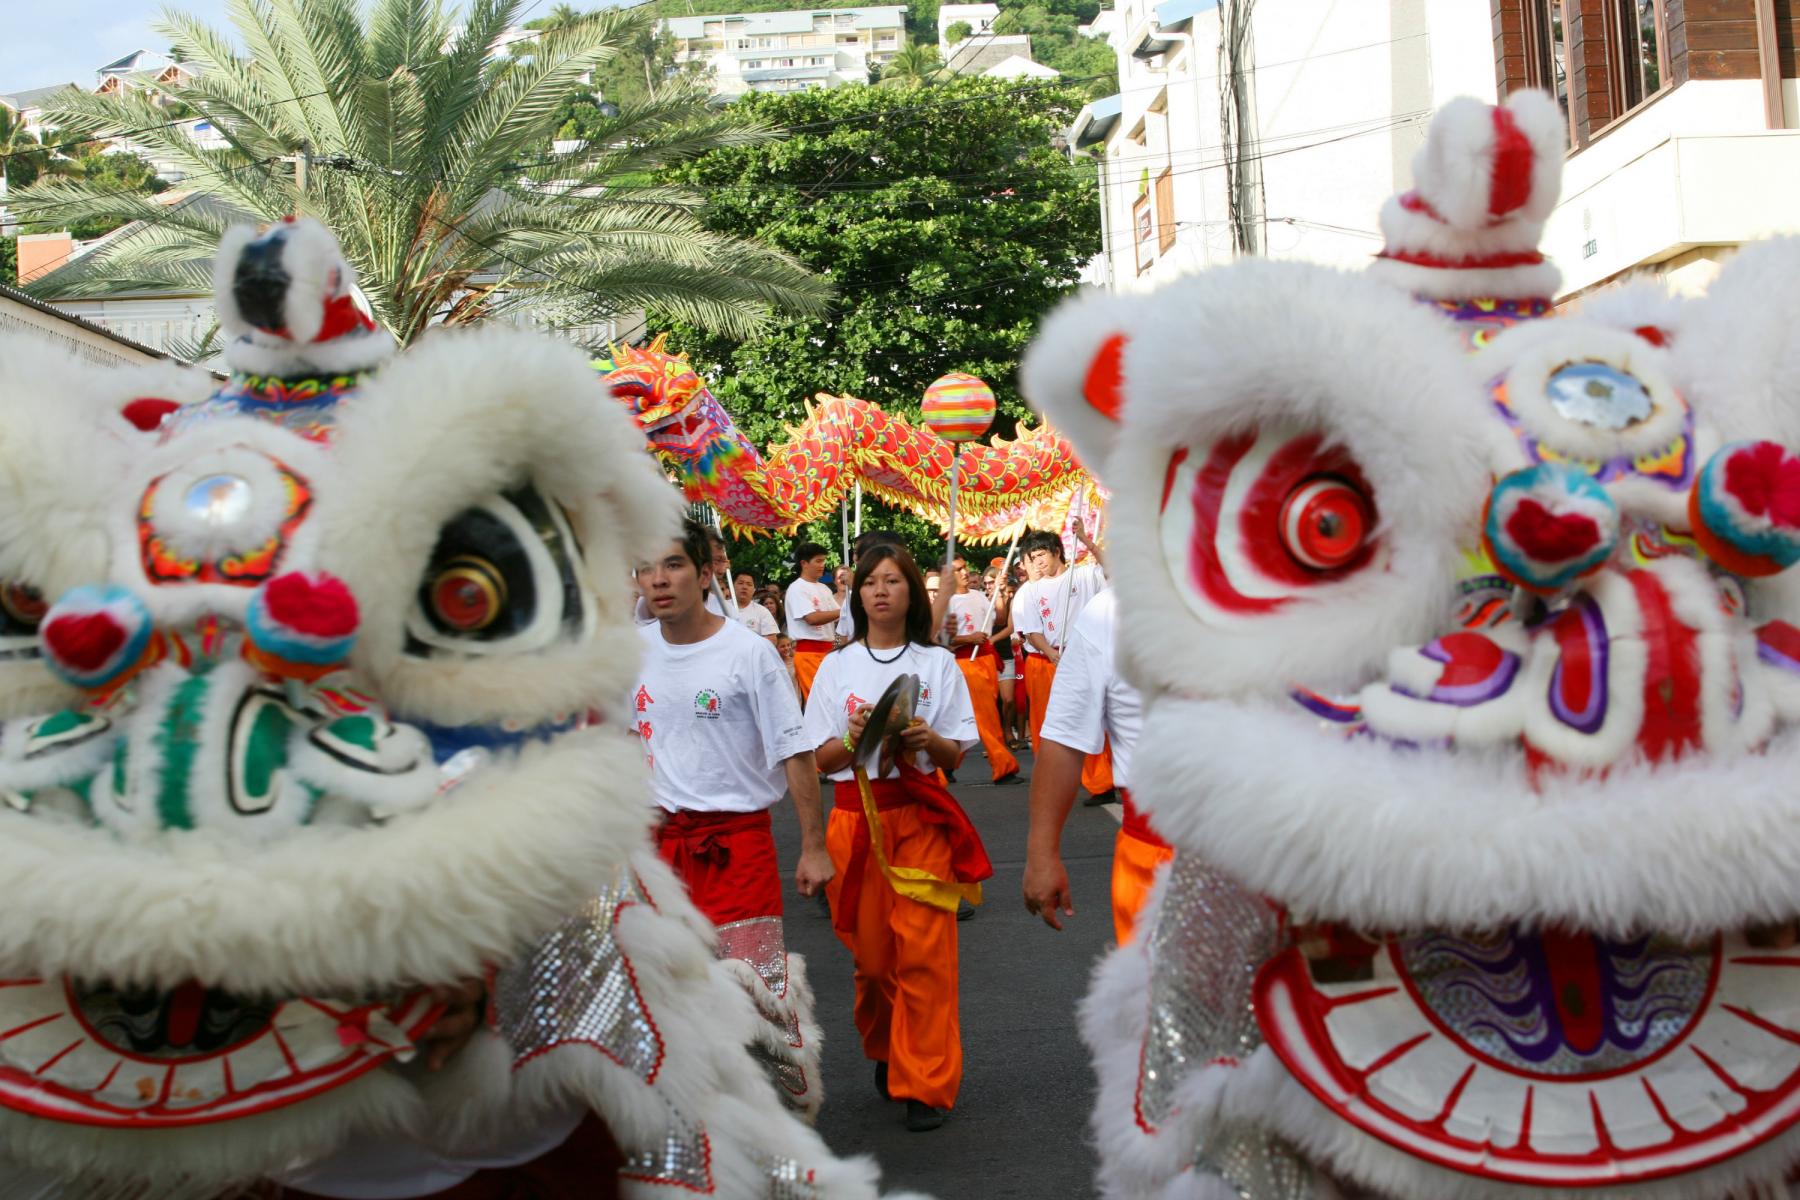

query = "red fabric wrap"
830;769;994;933
654;808;782;925
794;638;834;654
1118;788;1170;850
960;641;1000;663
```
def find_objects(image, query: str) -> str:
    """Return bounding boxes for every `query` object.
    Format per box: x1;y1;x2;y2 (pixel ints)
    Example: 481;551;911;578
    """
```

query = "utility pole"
294;140;312;197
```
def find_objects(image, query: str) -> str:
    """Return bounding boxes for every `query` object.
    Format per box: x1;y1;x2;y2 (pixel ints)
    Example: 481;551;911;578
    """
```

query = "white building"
659;7;907;98
938;3;999;53
1071;0;1494;291
0;84;80;138
984;55;1059;80
1494;0;1800;300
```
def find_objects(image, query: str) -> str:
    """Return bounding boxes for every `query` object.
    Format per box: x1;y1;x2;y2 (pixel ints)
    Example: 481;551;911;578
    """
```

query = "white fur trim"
1407;91;1564;230
1578;277;1685;342
1365;254;1562;303
0;727;654;994
1672;237;1800;447
225;327;396;379
1480;319;1688;462
214;218;394;378
1020;286;1149;473
0;1069;422;1189
1134;693;1800;940
1025;259;1492;701
317;325;680;729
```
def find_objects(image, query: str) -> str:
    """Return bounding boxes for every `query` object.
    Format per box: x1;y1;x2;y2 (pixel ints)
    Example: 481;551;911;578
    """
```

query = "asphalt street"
772;743;1119;1199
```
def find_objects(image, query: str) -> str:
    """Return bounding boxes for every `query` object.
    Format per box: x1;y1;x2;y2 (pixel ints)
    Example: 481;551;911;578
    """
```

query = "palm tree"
0;107;45;196
19;0;829;343
878;43;942;88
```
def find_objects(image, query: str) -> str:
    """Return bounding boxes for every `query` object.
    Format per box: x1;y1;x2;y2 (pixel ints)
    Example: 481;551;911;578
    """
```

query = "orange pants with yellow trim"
793;645;829;704
955;655;1019;782
1022;655;1114;796
1111;830;1176;945
825;801;962;1110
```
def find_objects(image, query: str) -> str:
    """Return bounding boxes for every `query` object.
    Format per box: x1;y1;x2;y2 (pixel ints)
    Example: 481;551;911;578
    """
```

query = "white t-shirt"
1038;590;1140;788
801;642;978;781
785;578;839;642
632;619;810;814
736;601;779;638
836;603;855;640
947;591;995;655
1013;564;1107;654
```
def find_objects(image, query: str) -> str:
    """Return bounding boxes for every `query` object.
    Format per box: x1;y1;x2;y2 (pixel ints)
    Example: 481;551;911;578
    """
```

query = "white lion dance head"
0;217;910;1200
1026;91;1800;1199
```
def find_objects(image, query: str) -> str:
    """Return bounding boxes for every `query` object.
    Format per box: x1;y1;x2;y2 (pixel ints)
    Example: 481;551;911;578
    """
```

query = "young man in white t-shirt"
1012;527;1113;800
635;522;833;938
784;541;840;702
944;555;1020;783
1021;590;1170;945
732;569;779;642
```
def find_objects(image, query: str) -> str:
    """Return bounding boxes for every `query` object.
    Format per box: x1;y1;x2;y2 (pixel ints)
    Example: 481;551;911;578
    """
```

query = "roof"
0;83;81;110
1153;0;1218;28
662;6;905;37
1071;93;1121;149
983;54;1059;78
742;64;836;81
0;279;170;360
97;50;165;74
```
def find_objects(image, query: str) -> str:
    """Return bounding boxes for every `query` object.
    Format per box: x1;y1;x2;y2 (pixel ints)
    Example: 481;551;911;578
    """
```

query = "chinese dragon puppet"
1025;90;1800;1199
0;216;919;1199
595;338;1105;544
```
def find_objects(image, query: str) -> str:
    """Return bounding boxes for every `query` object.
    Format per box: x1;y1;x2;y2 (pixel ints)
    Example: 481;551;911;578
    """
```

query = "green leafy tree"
945;20;973;44
650;79;1099;564
0;237;16;284
0;108;45;195
20;0;829;344
877;43;941;88
20;150;169;240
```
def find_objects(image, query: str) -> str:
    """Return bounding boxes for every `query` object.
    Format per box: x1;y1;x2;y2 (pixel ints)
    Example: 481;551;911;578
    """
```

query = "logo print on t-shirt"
845;692;868;716
694;689;721;719
634;685;653;713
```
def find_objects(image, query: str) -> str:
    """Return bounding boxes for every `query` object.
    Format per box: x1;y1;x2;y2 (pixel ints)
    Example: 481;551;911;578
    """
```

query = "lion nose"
233;229;293;335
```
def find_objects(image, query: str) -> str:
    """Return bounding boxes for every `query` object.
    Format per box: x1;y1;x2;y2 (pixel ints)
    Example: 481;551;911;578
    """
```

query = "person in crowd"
924;572;941;612
704;526;738;617
784;542;841;702
1021;589;1169;944
1008;553;1039;739
759;584;783;625
634;521;834;921
732;569;779;642
775;633;799;692
985;562;1023;749
1013;527;1113;804
945;556;1020;784
803;545;988;1133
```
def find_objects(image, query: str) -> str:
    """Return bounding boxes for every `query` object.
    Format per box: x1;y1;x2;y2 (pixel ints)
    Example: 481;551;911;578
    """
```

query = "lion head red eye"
428;558;505;633
1281;477;1373;570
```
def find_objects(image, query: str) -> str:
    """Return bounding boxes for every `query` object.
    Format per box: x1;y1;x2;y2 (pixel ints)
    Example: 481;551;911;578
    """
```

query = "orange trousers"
825;799;962;1110
793;645;829;704
1112;830;1176;945
955;655;1019;782
1022;655;1114;796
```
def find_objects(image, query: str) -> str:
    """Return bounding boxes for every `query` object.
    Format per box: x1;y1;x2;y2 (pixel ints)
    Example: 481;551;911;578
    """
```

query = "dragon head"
0;218;679;1184
1028;93;1800;1198
593;333;712;435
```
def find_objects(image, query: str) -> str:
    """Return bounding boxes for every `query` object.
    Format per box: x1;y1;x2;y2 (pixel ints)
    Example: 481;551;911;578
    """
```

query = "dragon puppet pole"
944;445;963;570
840;498;850;567
974;523;1024;644
854;483;863;540
1055;486;1091;645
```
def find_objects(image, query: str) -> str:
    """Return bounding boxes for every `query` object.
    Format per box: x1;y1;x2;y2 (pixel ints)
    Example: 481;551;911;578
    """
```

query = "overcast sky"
9;1;246;94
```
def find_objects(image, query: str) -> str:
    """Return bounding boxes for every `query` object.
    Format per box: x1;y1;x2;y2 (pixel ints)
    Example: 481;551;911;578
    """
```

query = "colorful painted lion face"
1028;93;1800;1199
0;219;677;1183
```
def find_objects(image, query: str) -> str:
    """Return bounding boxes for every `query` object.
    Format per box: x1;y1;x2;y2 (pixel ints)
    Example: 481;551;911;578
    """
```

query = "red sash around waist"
794;639;833;654
831;768;993;932
656;807;772;864
1118;788;1169;851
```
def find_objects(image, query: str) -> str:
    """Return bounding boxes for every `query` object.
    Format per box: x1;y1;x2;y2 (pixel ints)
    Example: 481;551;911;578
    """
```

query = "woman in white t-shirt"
803;545;988;1134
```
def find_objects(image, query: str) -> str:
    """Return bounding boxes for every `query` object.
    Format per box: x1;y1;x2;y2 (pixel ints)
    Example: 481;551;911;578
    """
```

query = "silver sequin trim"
756;1151;825;1200
750;1037;810;1100
1195;1127;1312;1200
496;876;663;1084
717;916;789;998
1137;855;1280;1131
620;1100;714;1191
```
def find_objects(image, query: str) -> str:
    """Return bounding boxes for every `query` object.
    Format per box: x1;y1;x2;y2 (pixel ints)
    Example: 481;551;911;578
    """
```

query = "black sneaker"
1082;788;1118;808
957;898;976;921
944;768;958;784
905;1100;947;1132
874;1061;890;1100
991;771;1023;786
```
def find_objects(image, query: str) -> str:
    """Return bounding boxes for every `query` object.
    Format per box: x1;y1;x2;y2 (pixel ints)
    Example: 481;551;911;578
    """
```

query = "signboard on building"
1134;194;1154;274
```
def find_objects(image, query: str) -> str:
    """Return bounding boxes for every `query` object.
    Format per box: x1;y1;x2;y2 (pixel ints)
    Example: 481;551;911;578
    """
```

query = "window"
1154;170;1176;253
1133;193;1155;274
1515;0;1667;148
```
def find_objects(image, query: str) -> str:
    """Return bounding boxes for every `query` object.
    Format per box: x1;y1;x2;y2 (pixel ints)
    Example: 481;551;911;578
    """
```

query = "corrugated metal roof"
741;64;835;81
663;6;904;38
0;280;171;360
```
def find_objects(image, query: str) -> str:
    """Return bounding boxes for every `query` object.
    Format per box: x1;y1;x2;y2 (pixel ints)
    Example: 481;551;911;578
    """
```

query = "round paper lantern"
921;373;996;444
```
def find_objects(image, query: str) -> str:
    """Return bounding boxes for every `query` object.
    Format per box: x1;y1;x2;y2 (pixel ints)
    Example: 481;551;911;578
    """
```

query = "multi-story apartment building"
1071;0;1494;291
1495;0;1800;298
660;7;908;98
